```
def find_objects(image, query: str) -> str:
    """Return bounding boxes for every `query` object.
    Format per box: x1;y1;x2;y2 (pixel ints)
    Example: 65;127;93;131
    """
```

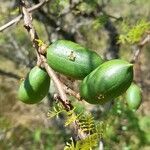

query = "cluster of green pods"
18;40;142;108
80;59;133;104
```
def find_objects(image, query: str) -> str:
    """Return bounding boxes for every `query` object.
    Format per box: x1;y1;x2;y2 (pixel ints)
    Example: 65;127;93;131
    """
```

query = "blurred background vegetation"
0;0;150;149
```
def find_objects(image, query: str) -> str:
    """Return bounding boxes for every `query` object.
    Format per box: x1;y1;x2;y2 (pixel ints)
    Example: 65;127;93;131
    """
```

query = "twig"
53;94;73;111
20;1;89;140
131;32;150;87
0;69;20;80
20;0;72;111
41;56;72;111
131;32;150;63
64;84;81;101
0;0;49;32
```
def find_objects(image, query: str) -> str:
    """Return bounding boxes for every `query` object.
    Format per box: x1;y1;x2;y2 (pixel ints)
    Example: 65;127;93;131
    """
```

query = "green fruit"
80;59;133;104
46;40;104;79
126;83;142;110
18;66;50;104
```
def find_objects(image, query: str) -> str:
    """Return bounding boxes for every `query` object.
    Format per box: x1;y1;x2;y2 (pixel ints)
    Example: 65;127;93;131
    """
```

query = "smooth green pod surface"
18;66;50;104
80;59;133;104
126;83;142;110
46;40;104;79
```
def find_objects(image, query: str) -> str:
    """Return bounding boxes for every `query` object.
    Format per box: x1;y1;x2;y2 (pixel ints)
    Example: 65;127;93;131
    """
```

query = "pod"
18;66;50;104
80;59;133;104
46;40;104;79
126;83;142;110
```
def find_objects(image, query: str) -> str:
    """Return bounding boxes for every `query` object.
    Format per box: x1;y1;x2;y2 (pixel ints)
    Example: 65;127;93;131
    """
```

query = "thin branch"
41;56;72;110
139;31;150;47
64;84;81;101
20;0;88;139
131;32;150;63
131;32;150;87
0;15;21;32
0;69;20;80
53;94;73;111
0;0;49;32
20;0;72;110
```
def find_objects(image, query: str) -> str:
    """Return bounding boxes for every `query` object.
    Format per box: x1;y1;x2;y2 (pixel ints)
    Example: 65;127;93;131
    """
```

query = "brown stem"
0;0;49;32
40;55;72;110
19;0;88;140
0;69;20;80
20;0;71;111
131;32;150;87
63;84;81;101
131;32;150;63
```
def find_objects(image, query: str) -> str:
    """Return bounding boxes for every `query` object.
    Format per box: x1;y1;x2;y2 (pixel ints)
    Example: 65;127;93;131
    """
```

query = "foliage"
47;104;107;149
64;133;100;150
103;99;150;149
47;103;66;118
78;114;95;134
119;20;150;44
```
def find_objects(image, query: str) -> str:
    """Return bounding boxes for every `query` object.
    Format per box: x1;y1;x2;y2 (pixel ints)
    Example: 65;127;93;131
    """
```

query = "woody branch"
20;0;72;111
